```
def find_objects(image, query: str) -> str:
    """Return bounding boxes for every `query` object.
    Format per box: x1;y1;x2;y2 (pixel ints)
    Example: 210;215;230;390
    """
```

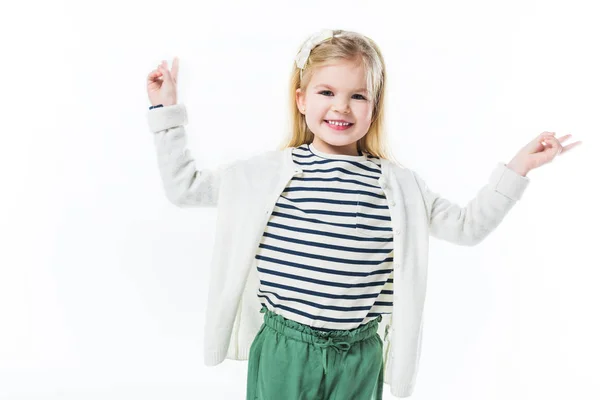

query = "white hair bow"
295;29;334;76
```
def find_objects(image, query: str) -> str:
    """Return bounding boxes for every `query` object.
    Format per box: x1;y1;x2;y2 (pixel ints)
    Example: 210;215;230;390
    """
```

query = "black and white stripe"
254;143;395;331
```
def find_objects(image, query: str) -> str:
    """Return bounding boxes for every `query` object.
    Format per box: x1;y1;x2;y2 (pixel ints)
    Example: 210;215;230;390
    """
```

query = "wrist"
506;161;529;177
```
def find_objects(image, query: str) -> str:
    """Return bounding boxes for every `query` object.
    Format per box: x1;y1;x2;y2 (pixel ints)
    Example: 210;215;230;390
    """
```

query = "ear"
296;88;306;115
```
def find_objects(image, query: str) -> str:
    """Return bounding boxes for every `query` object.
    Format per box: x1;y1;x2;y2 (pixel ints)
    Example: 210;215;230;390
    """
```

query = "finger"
537;132;555;145
147;69;162;82
540;136;559;154
541;133;558;144
556;133;572;142
527;134;550;152
538;131;555;142
561;141;583;153
544;136;565;155
539;136;552;147
171;56;179;84
158;62;172;81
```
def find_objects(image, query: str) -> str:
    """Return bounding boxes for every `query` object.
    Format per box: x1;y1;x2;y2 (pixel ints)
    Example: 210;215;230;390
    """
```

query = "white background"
1;0;598;399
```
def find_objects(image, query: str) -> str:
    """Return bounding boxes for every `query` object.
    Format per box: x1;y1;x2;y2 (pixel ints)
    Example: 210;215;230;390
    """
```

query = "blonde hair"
277;29;400;164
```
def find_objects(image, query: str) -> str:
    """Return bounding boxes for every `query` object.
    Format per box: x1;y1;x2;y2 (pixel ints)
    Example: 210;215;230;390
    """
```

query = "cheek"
353;105;372;121
310;98;328;112
309;104;329;119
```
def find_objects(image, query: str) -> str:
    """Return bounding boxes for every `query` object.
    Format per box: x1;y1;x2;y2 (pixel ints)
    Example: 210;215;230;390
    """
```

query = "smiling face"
296;59;373;156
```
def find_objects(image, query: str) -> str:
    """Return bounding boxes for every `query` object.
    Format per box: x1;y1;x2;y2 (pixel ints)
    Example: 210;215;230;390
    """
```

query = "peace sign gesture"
506;131;583;176
146;57;180;107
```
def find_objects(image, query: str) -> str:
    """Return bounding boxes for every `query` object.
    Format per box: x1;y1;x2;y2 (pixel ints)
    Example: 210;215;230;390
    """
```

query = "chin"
321;130;364;142
318;136;362;151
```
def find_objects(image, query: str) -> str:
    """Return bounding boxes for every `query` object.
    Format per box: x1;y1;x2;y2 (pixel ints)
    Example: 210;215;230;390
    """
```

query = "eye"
318;90;367;100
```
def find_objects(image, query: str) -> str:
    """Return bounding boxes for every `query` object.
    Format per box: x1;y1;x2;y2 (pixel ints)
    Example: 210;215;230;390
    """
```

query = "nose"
332;102;350;114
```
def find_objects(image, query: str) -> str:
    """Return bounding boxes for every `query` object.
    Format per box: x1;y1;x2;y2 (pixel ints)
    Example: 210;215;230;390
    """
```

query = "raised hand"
147;57;180;107
506;131;583;176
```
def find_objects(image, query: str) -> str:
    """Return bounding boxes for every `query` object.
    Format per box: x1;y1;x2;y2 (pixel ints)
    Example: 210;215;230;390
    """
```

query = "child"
146;29;581;399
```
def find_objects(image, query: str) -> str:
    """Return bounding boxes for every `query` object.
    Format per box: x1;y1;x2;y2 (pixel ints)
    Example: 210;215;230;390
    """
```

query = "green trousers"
246;305;384;400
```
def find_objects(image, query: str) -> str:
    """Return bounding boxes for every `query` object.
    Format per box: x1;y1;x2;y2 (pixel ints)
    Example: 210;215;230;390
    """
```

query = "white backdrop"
1;0;598;399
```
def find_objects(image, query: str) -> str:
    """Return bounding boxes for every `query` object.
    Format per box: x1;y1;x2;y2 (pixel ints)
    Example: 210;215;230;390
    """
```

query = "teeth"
327;120;350;126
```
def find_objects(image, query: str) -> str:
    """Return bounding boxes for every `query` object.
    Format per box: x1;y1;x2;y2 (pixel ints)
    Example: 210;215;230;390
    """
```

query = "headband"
295;29;335;80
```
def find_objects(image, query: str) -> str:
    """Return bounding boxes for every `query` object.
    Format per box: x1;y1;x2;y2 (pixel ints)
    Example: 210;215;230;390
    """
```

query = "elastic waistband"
259;305;381;346
259;305;382;375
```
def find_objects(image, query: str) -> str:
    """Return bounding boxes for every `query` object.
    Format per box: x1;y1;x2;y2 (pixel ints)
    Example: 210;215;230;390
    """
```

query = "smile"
324;120;354;130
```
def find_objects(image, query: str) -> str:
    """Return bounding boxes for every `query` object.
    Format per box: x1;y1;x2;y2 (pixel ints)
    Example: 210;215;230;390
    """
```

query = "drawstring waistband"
314;336;351;374
259;305;381;375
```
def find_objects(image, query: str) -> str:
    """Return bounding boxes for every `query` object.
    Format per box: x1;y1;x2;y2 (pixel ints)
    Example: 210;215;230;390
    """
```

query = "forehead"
310;60;367;90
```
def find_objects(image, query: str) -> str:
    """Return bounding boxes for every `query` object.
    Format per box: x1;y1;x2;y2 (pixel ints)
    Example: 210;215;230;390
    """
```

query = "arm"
412;163;530;246
147;103;233;207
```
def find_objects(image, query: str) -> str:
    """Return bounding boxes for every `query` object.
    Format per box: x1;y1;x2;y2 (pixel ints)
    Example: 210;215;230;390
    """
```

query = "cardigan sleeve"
412;163;530;246
147;103;235;208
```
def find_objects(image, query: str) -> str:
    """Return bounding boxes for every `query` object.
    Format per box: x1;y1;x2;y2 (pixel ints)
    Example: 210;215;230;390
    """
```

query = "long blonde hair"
277;29;400;164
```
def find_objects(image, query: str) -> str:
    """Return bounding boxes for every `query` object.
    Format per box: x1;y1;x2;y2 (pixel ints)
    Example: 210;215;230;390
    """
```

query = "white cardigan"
147;104;530;398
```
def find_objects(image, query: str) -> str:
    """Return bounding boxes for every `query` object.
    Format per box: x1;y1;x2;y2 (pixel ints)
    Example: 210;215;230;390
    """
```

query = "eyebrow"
313;84;368;93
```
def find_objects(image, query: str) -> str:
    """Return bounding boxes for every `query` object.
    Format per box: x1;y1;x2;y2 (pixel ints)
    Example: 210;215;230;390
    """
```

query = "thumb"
525;132;554;154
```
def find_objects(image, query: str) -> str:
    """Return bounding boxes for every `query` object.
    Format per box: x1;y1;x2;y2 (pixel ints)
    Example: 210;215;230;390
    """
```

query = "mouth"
324;120;354;130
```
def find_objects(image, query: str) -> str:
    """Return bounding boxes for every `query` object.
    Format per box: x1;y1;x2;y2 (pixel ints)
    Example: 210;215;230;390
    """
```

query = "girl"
145;29;581;399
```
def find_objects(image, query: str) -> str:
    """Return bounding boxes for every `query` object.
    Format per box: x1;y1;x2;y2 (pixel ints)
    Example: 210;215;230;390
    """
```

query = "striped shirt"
254;142;395;331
